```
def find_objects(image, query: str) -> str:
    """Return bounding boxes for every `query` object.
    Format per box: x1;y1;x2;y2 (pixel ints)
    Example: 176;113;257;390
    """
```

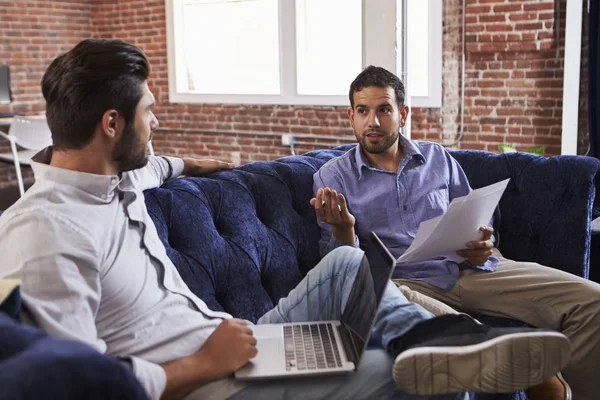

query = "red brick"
0;0;576;186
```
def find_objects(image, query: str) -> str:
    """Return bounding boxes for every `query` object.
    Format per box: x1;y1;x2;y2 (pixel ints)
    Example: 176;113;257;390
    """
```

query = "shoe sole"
393;331;570;395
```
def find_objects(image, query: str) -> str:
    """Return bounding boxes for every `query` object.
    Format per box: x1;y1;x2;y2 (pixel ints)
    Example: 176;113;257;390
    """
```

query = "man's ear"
100;109;123;140
347;107;355;129
399;105;410;127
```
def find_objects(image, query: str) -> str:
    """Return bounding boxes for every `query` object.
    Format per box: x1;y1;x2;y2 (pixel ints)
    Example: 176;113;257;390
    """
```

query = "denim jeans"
258;246;435;349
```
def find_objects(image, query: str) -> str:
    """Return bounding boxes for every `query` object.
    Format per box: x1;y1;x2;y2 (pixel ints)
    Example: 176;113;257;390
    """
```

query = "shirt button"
403;205;408;211
101;194;107;200
110;178;117;184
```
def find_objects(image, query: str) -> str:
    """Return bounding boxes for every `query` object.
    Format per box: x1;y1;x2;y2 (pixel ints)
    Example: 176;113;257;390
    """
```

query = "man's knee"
321;246;365;271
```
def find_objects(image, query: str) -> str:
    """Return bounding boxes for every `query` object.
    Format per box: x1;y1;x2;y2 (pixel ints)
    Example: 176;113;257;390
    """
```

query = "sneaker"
390;314;571;395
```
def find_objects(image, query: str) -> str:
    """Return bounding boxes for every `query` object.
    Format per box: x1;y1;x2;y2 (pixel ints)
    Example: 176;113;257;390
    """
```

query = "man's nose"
151;114;159;131
368;111;380;127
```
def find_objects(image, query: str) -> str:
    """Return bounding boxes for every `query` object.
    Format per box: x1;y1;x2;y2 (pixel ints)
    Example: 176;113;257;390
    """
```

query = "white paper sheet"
397;179;510;263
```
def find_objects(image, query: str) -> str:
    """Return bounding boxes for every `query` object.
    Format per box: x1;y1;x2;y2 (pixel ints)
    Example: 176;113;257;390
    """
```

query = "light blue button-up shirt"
313;136;498;291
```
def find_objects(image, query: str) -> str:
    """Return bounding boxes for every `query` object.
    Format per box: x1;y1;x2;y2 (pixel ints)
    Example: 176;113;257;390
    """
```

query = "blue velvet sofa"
1;145;599;400
143;145;600;400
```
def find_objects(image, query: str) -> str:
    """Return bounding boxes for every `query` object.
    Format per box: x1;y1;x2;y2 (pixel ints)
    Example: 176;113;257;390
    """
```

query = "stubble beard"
357;129;399;154
112;123;149;173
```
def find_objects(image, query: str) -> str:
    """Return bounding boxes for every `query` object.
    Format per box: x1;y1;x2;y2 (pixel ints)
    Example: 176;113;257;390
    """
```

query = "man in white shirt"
0;39;570;400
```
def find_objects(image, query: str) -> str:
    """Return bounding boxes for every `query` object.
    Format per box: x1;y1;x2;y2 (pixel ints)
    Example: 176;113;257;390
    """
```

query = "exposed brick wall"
0;0;590;192
412;0;568;155
0;0;92;188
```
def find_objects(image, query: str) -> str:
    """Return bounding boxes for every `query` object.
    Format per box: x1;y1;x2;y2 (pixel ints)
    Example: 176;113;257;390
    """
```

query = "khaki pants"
394;248;600;400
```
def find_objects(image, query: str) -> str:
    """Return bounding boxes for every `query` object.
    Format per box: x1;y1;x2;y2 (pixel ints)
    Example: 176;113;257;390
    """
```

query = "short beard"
357;129;399;154
112;122;148;173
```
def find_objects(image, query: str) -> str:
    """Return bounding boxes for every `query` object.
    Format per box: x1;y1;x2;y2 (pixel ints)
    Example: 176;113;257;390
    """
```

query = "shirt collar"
31;147;121;201
355;135;426;179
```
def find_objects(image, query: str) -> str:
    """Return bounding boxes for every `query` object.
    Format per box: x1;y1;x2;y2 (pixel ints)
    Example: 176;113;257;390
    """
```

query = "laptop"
235;232;395;379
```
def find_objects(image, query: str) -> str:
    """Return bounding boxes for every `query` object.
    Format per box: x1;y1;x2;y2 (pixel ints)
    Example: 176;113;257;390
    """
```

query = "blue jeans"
258;246;434;349
230;246;465;400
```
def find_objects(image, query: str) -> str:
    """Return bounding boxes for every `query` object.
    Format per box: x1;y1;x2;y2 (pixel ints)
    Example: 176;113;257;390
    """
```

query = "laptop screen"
0;66;12;104
340;232;395;363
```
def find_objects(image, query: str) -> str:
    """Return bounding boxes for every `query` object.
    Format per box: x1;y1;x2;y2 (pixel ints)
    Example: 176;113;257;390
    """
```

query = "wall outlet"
281;134;294;146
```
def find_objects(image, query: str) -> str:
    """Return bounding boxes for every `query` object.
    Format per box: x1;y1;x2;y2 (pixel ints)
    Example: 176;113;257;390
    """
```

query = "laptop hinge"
338;324;360;364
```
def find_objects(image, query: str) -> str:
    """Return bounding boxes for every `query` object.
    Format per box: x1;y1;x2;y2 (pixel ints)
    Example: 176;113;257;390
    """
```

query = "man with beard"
0;41;570;400
311;65;600;400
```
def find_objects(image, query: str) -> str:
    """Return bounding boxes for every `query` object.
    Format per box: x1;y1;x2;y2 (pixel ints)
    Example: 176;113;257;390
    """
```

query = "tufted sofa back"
144;148;344;322
144;146;600;323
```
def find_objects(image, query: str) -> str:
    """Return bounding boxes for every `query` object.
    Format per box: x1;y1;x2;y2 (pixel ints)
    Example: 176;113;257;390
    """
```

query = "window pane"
182;0;280;95
407;0;429;97
295;0;362;96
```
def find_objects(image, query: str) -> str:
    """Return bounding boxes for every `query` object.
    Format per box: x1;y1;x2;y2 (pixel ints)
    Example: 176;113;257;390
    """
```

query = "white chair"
0;116;52;196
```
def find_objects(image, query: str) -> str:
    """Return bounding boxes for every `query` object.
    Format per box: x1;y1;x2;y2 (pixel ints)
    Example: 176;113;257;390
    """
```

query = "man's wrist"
332;226;356;246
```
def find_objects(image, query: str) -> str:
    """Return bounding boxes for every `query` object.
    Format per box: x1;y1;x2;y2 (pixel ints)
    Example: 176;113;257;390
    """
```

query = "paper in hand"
397;179;509;263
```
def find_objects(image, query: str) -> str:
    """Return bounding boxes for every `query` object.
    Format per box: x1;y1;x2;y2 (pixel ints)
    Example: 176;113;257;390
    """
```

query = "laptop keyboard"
283;323;343;371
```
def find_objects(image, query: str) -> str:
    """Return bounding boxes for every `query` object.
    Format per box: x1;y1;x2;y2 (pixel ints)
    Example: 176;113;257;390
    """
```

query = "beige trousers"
394;248;600;400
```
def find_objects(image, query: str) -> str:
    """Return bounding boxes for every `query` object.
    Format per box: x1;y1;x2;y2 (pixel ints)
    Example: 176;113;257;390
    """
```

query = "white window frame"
165;0;442;107
404;0;442;108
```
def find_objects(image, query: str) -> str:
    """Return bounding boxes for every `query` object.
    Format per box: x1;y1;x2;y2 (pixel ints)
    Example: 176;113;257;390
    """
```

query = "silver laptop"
235;232;395;380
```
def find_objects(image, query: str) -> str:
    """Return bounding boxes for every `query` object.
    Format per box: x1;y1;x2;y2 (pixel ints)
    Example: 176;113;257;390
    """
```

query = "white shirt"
0;148;232;400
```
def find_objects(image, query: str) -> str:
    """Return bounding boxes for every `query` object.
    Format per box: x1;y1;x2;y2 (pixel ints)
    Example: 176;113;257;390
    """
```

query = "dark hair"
348;65;405;109
42;39;149;150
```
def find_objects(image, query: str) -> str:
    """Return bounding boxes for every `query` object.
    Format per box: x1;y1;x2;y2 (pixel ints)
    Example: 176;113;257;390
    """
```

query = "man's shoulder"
411;140;454;164
318;146;357;174
0;189;95;242
412;140;447;154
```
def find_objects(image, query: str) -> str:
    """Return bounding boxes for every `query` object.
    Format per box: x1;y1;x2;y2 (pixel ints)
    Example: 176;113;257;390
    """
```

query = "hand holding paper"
397;179;510;263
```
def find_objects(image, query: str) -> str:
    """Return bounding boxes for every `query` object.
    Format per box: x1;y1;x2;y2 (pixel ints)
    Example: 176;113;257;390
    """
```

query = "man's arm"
128;156;234;192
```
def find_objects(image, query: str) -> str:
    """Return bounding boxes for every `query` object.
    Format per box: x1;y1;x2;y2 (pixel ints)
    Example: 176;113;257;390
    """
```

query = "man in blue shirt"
312;66;599;400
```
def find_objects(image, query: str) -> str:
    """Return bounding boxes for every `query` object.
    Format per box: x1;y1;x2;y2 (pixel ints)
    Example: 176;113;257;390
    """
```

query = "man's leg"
395;248;600;400
396;283;460;317
228;350;465;400
258;246;435;349
259;246;569;396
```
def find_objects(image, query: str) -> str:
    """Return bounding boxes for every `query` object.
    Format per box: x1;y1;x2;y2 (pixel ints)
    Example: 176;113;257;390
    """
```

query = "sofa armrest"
0;313;147;400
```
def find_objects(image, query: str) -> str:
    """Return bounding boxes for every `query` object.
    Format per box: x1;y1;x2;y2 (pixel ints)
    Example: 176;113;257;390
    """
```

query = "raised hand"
456;226;494;266
310;187;356;245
